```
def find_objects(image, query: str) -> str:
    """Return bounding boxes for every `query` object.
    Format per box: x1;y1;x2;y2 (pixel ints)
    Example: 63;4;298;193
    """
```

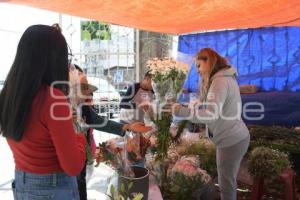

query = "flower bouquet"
95;134;151;175
147;57;188;103
143;57;189;195
146;150;212;200
164;157;211;200
145;57;189;160
95;135;151;200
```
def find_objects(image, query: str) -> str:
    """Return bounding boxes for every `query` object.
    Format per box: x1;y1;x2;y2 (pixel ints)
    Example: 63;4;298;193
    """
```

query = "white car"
87;77;120;118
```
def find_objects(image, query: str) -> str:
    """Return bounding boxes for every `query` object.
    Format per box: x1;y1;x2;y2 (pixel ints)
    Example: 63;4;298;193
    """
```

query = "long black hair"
0;24;69;141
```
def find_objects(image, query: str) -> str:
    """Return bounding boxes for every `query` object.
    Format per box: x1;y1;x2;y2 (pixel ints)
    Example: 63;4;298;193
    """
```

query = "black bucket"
118;166;149;200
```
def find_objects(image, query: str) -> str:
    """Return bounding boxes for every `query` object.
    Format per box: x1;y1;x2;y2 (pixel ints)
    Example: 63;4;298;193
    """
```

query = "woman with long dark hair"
175;48;250;200
0;25;86;199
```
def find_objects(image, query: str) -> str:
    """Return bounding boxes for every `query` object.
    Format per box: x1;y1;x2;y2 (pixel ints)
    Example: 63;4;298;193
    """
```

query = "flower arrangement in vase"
95;134;151;200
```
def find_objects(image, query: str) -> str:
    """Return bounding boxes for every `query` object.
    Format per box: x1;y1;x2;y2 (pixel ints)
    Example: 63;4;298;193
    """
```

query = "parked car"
87;77;120;118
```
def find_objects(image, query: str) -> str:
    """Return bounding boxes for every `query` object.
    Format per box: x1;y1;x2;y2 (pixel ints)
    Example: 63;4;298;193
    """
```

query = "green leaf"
128;182;133;190
81;30;91;40
132;193;144;200
120;183;126;193
110;184;115;196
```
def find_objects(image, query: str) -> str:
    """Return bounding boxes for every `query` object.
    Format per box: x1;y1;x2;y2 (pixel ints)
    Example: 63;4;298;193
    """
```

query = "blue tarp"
182;62;199;93
178;26;300;92
241;92;300;126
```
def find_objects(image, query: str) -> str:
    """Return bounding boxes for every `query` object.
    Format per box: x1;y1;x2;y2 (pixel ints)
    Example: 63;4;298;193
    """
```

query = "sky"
0;3;81;80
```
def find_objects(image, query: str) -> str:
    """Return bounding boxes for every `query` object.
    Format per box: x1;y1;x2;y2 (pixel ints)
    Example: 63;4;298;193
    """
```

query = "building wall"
136;30;174;79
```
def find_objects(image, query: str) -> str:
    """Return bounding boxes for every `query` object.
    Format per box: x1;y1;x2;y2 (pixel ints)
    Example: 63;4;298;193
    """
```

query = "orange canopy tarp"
6;0;300;34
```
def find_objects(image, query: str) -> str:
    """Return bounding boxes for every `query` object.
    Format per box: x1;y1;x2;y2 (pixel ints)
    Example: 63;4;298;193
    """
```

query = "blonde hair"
195;48;229;101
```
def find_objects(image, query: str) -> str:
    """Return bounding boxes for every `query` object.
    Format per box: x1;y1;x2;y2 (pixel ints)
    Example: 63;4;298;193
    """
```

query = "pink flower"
150;135;157;147
172;160;198;177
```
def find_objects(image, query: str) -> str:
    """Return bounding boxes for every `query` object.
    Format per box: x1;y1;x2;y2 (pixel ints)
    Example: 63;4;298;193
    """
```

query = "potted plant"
248;147;290;178
248;125;300;172
247;146;291;196
96;137;150;200
164;156;211;200
179;138;217;178
107;184;144;200
145;140;214;200
118;166;149;200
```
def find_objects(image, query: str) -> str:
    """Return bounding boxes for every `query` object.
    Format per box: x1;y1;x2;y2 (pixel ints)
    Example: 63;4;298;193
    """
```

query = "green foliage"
127;151;137;161
110;184;115;197
151;70;165;83
95;142;119;168
85;143;94;165
168;68;186;94
81;21;111;41
248;147;290;178
120;183;126;195
149;146;158;154
107;182;144;200
164;172;205;200
132;193;144;200
151;67;186;96
151;112;172;161
250;141;300;154
173;120;189;141
128;182;133;190
180;140;217;177
248;125;300;153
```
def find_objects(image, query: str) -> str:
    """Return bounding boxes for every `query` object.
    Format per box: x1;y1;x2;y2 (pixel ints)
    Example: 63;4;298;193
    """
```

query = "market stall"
4;0;300;199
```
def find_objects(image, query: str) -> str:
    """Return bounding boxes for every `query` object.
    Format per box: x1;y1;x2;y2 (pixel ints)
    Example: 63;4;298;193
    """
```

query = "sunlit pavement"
0;137;15;200
0;115;120;200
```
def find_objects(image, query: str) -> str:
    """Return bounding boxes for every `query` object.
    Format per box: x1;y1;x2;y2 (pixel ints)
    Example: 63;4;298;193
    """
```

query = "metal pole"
58;13;62;28
135;29;140;82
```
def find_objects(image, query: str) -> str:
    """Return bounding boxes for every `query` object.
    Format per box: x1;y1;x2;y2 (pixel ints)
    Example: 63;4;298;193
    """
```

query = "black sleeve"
120;83;140;109
83;105;125;137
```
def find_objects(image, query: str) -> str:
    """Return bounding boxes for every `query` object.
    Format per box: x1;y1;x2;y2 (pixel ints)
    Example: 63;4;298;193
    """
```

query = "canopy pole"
135;29;140;82
58;13;62;28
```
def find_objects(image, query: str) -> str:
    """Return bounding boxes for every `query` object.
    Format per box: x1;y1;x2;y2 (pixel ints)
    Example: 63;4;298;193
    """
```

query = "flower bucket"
118;166;149;200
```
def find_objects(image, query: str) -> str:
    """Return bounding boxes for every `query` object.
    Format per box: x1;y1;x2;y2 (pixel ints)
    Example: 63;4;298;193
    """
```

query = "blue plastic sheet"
178;26;300;92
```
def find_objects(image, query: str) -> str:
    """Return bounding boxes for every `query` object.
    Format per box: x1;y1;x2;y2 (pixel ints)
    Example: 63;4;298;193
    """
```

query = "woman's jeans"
12;170;80;200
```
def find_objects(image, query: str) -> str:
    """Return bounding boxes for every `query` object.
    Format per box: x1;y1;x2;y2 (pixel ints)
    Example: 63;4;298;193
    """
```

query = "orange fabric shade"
6;0;300;34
